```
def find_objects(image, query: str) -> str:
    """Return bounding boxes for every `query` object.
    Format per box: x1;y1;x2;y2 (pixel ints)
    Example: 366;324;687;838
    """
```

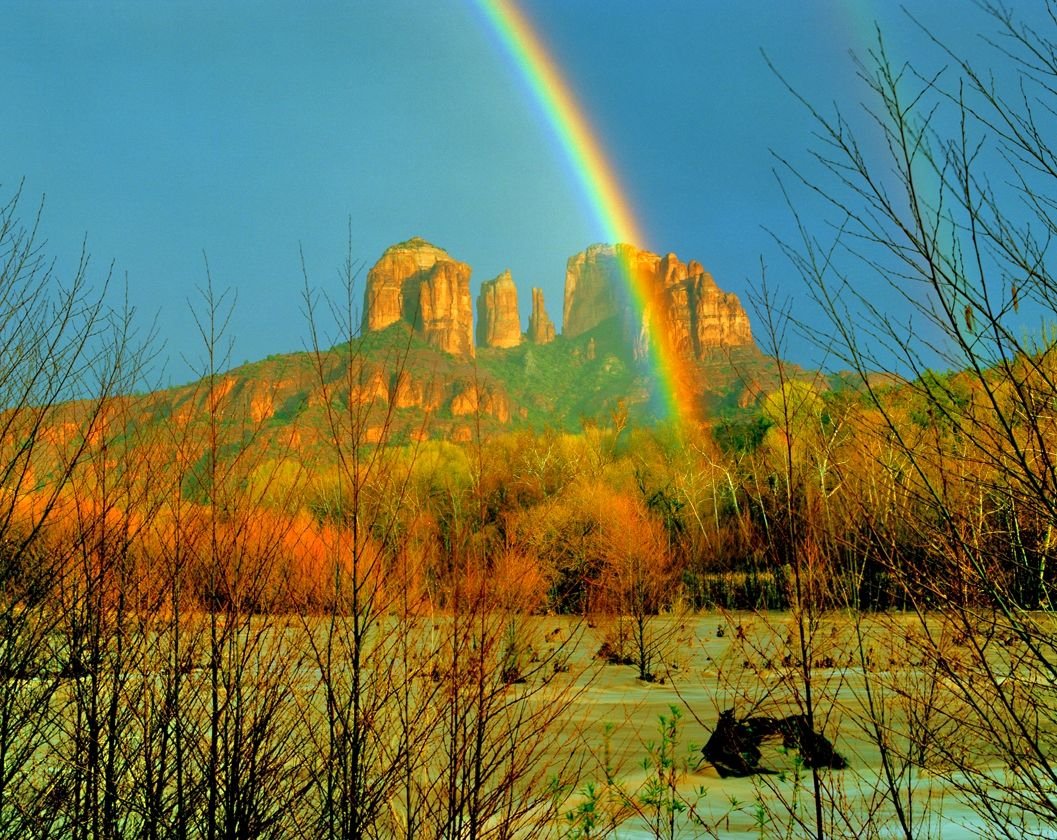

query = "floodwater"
35;608;1047;837
539;611;1040;838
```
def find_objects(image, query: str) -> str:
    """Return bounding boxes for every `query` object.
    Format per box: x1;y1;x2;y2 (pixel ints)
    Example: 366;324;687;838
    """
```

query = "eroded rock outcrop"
363;237;475;356
562;243;752;359
527;287;556;345
389;371;445;412
476;270;522;349
562;244;624;339
450;381;510;424
388;370;510;424
691;272;752;349
418;260;474;356
351;368;389;405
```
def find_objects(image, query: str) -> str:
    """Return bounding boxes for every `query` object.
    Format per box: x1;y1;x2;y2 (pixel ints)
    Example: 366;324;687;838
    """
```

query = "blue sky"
1;1;1029;384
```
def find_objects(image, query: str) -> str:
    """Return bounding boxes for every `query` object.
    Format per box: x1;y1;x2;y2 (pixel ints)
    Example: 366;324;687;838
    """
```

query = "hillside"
135;238;791;445
26;238;812;491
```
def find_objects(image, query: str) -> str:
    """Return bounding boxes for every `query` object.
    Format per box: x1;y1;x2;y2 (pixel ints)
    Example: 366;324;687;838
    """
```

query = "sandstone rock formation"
418;260;474;356
363;237;475;356
476;270;522;349
390;371;445;412
691;271;754;349
562;243;752;359
389;370;510;423
527;287;556;344
364;237;450;333
350;368;390;405
450;381;510;424
562;244;624;339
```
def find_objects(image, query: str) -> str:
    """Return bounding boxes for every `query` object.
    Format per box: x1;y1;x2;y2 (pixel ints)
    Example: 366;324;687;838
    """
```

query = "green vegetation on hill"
146;315;785;449
476;319;639;427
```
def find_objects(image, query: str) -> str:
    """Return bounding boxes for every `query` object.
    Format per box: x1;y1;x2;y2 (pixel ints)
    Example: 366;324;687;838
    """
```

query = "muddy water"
538;612;1025;838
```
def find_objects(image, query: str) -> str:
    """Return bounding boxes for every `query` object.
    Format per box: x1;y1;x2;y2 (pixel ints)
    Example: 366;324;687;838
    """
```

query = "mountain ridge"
28;238;796;484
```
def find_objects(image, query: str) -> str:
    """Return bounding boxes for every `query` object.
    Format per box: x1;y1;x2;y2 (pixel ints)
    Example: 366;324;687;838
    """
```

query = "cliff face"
363;237;475;356
562;243;752;359
527;287;556;344
476;270;522;349
418;259;475;356
691;271;754;350
562;244;623;339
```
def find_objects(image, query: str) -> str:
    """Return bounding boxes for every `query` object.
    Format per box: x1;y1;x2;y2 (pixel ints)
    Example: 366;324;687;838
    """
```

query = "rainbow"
472;0;697;425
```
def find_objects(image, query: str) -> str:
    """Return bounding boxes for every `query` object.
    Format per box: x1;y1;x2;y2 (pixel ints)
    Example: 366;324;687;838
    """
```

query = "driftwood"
703;709;847;777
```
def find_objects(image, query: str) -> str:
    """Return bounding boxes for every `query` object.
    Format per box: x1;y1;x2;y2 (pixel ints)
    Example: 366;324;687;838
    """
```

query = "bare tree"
0;186;156;836
773;4;1057;834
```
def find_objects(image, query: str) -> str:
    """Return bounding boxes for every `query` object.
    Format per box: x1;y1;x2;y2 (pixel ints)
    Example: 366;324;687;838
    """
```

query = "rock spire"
527;287;556;344
476;269;522;349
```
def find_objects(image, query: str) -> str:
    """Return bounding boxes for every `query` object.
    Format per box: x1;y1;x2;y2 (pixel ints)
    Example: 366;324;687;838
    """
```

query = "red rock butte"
563;243;753;360
363;237;475;356
363;238;753;359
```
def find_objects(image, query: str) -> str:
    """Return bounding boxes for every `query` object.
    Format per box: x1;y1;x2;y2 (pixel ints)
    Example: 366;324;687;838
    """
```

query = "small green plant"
639;706;686;839
564;781;604;839
752;801;770;836
635;705;742;839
